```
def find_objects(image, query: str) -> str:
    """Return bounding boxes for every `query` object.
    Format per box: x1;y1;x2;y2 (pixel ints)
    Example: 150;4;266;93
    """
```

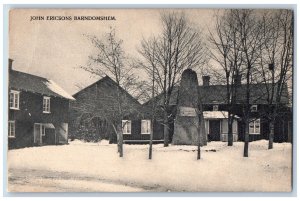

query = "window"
122;120;131;134
43;96;51;113
250;105;258;112
213;105;219;111
41;124;46;136
9;90;20;110
249;119;260;134
8;121;15;138
141;120;151;134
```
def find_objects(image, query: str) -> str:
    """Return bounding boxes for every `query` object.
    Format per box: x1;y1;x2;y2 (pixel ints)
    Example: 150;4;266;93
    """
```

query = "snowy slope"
7;140;292;192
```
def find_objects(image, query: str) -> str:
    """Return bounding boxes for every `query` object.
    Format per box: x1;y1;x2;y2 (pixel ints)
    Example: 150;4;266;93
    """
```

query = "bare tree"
208;10;244;146
210;9;264;156
255;10;293;149
79;28;141;157
137;11;207;146
233;10;265;157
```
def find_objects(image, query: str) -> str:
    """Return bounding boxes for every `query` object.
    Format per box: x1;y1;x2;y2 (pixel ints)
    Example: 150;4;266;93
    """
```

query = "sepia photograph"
6;7;293;193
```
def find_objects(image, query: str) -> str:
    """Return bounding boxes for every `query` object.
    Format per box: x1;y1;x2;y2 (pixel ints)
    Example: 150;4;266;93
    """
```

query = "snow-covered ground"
7;140;292;192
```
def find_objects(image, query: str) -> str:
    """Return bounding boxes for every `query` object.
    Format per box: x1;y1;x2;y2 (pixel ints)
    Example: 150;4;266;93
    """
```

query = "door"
209;120;221;141
58;123;68;144
33;123;42;145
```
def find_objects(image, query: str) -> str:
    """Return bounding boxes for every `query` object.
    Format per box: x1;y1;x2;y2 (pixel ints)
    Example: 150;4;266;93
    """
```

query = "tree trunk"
228;116;233;146
197;117;201;160
118;131;123;157
163;112;169;147
197;144;201;160
149;121;153;159
116;124;123;157
268;120;275;149
197;126;201;160
243;120;249;157
228;124;233;146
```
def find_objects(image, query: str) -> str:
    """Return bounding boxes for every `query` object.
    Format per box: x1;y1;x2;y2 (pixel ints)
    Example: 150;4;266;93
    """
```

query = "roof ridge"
10;69;48;81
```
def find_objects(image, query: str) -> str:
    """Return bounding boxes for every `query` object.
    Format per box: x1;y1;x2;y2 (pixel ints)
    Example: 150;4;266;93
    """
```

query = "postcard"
7;8;293;192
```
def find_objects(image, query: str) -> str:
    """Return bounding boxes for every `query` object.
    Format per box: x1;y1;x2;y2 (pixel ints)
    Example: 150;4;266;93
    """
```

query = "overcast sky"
9;9;216;95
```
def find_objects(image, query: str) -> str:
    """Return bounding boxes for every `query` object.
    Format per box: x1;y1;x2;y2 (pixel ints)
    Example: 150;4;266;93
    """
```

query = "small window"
43;96;51;113
141;120;151;134
213;105;219;111
9;90;20;110
8;121;15;138
250;105;258;112
41;124;46;136
249;119;260;134
122;120;131;134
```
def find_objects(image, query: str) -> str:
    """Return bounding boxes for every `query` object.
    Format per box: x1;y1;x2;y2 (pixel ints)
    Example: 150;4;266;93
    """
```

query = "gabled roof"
73;75;140;106
144;83;290;106
9;70;75;100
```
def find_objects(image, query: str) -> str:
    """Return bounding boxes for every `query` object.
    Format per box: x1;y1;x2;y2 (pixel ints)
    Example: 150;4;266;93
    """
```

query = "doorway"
33;123;42;145
209;120;221;141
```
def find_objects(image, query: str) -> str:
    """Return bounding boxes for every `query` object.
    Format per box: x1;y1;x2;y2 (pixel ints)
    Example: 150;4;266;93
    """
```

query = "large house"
8;59;75;149
143;75;292;143
70;72;292;144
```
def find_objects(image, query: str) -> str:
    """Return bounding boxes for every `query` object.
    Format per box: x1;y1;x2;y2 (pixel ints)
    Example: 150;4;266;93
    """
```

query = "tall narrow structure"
172;69;207;146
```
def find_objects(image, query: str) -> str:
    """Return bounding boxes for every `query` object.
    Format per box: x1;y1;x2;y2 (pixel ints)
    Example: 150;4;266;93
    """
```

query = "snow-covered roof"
45;80;75;100
203;111;239;119
9;70;75;100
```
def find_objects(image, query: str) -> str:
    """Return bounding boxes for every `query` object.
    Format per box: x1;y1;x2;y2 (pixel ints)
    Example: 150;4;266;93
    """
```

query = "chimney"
9;58;14;71
234;73;242;85
202;75;210;86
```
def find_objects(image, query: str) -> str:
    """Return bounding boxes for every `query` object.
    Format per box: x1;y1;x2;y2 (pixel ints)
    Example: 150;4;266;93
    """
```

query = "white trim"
43;96;51;113
249;118;261;135
213;105;219;111
8;121;16;138
122;120;132;135
9;90;20;110
250;105;258;112
41;124;46;136
141;119;151;135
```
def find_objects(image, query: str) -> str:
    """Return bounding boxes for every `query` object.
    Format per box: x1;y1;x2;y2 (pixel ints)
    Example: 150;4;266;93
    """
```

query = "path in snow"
8;168;166;192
